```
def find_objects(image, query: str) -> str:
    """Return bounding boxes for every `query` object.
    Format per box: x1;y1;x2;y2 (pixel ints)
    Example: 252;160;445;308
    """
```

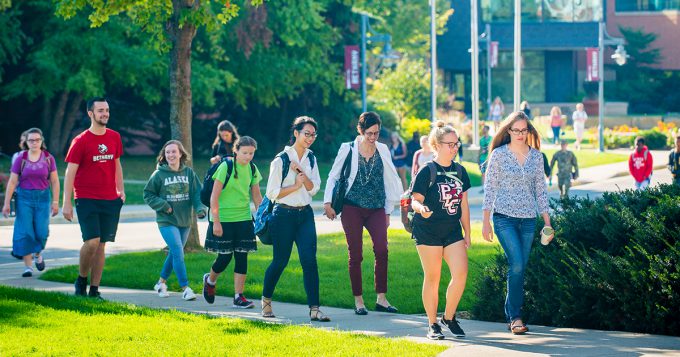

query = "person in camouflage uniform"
549;141;579;198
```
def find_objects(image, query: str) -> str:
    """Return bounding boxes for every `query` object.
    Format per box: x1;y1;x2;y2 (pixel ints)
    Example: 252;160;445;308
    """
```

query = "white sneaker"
154;282;170;298
182;287;197;301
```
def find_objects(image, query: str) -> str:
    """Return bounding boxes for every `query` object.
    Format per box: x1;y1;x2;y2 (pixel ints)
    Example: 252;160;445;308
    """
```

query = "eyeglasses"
27;139;43;143
440;141;462;149
508;128;529;136
364;131;379;138
301;131;318;139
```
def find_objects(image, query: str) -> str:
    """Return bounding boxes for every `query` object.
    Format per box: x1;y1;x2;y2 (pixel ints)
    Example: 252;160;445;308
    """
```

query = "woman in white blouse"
572;103;588;150
261;116;330;322
324;112;403;315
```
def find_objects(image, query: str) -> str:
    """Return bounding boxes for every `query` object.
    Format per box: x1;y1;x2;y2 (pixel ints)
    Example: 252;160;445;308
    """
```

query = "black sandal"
310;307;331;322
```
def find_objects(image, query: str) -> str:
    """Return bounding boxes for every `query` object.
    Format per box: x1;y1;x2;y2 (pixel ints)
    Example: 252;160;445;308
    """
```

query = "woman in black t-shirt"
410;120;471;340
210;120;239;165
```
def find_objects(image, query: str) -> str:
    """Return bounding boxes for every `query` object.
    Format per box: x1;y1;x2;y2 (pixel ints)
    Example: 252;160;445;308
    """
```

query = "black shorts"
205;220;257;254
75;198;123;242
411;220;463;247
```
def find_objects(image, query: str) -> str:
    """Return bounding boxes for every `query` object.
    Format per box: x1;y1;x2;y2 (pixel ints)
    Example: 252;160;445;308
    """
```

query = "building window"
481;0;602;22
616;0;680;11
491;51;546;103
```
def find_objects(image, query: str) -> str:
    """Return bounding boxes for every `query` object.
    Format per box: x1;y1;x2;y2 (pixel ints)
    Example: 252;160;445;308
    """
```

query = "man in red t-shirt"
63;97;125;298
628;136;654;190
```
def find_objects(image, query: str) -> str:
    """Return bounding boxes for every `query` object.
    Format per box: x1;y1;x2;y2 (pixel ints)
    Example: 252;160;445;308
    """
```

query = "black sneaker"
233;294;255;309
74;277;87;296
88;291;104;300
441;316;465;338
202;273;216;304
427;323;445;340
34;255;45;271
22;267;33;277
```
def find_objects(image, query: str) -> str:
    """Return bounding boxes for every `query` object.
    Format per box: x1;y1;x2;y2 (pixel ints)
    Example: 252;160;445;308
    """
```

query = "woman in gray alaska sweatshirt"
143;140;206;300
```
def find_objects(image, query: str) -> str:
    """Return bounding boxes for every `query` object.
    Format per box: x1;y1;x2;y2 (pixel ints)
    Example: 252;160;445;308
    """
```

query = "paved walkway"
2;219;680;356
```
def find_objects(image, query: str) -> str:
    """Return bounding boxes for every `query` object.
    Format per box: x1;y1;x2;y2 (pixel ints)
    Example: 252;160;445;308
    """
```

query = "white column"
471;0;480;147
513;0;521;111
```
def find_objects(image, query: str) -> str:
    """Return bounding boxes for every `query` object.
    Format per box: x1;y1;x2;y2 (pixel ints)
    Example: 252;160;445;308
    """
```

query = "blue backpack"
254;150;315;245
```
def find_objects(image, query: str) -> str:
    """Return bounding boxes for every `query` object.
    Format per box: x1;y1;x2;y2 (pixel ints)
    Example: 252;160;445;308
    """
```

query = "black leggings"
212;251;248;275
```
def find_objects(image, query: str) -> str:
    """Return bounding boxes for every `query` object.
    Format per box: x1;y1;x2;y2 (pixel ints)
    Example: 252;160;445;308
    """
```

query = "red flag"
586;47;599;82
344;45;360;90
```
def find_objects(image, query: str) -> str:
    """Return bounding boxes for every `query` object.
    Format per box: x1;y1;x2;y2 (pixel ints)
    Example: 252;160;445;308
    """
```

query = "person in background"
572;103;588;150
629;136;653;190
550;140;579;198
2;128;59;277
520;101;531;120
144;140;206;301
210;120;239;165
550;106;563;145
10;130;28;166
390;132;409;190
412;135;435;177
482;111;552;335
478;125;492;193
669;135;680;186
490;97;505;132
406;132;421;179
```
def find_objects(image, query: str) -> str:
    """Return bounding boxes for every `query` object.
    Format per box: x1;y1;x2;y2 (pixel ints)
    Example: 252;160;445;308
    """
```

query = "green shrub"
604;133;634;149
639;128;669;150
472;185;680;336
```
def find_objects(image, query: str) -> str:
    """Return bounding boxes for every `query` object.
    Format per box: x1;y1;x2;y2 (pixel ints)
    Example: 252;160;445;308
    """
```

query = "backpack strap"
307;151;316;169
249;162;256;177
426;161;438;189
276;151;291;183
340;142;353;181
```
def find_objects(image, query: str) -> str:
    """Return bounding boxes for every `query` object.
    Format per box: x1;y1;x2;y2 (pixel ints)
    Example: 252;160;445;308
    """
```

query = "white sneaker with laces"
154;282;170;298
182;287;197;301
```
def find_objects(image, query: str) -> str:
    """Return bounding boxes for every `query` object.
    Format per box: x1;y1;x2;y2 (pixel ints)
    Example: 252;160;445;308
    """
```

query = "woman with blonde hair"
482;111;553;335
549;106;563;145
411;121;471;339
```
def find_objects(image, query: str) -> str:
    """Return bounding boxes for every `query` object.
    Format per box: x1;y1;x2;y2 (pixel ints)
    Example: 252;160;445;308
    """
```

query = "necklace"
359;151;378;186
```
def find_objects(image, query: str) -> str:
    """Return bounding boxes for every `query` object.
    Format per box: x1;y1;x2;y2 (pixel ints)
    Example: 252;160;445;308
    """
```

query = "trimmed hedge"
473;184;680;336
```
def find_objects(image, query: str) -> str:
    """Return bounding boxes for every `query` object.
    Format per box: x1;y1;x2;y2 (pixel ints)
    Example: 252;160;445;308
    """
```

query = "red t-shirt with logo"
65;129;123;200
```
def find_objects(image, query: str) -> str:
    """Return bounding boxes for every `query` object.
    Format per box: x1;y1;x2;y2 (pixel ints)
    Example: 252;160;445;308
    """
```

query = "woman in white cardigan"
324;112;403;315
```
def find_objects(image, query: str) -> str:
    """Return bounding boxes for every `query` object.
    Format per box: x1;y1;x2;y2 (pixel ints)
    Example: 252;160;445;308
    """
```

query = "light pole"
470;0;480;147
597;21;628;152
430;0;437;122
513;0;521;111
361;14;367;113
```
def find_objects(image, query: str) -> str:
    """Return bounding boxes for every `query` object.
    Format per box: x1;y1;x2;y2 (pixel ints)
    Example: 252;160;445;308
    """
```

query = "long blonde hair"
550;106;562;117
490;111;541;152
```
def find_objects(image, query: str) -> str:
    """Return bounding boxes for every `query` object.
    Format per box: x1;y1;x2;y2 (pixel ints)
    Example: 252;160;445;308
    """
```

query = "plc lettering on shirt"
438;179;463;215
92;154;114;162
164;176;189;186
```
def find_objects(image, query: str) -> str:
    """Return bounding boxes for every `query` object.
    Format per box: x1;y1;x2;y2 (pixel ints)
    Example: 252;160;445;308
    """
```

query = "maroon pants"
340;204;389;296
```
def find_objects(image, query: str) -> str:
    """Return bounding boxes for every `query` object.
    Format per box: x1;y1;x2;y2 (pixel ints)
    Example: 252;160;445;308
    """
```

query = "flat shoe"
375;303;398;313
354;307;368;315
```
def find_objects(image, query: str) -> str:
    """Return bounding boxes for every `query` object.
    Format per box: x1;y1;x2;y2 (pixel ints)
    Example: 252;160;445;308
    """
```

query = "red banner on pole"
490;41;499;68
586;47;599;82
344;45;360;90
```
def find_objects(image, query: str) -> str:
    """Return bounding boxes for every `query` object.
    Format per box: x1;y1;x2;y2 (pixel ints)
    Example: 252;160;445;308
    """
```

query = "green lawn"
0;286;445;356
541;149;628;168
41;225;499;315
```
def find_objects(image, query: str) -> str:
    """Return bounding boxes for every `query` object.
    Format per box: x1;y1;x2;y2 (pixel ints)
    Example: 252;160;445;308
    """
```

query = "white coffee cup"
540;226;554;245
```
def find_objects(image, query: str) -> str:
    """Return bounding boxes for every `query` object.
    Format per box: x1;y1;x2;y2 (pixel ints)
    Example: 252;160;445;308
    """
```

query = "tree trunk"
48;91;69;153
59;93;84;156
168;0;200;250
41;95;52;135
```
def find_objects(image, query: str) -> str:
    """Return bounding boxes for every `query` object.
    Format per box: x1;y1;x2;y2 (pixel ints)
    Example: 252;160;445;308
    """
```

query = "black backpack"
400;161;463;233
200;157;256;207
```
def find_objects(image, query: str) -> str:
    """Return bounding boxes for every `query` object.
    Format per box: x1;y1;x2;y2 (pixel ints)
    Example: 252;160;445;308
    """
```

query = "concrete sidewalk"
2;220;680;356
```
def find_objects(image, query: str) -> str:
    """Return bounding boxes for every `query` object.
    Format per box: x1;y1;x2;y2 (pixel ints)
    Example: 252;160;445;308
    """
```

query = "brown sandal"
310;306;331;322
261;297;275;318
510;319;528;335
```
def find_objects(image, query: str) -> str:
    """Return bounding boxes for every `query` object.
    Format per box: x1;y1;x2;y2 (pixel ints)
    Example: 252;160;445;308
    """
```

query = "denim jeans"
13;188;50;257
634;177;651;190
262;205;319;307
493;213;536;322
551;126;561;144
158;225;190;287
